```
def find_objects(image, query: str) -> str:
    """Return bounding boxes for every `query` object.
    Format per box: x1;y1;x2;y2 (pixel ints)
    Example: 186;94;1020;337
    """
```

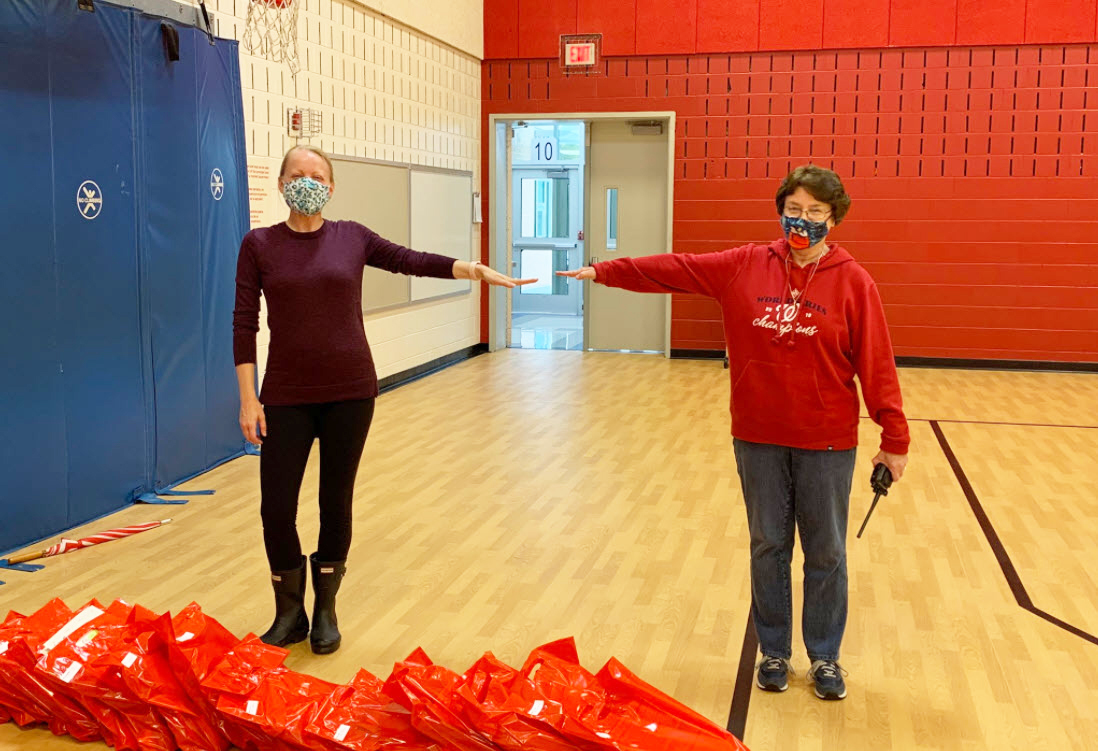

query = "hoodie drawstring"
772;252;822;348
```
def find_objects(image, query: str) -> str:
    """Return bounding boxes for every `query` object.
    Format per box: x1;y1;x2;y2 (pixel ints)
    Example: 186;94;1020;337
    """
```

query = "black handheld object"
856;463;893;538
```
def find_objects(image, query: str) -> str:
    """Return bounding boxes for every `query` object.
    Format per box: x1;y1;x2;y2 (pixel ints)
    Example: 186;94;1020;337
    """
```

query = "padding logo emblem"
77;180;103;220
210;168;225;201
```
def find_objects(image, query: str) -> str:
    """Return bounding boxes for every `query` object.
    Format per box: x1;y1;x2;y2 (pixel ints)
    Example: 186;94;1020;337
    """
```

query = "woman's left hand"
871;450;908;482
474;264;537;288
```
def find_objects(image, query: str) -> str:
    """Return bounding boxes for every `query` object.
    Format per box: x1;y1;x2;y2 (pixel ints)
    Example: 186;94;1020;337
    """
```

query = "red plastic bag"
595;658;748;750
170;602;241;685
201;635;294;751
115;605;230;751
453;651;596;751
35;598;176;751
516;639;618;748
0;610;51;729
167;600;241;746
520;639;749;751
305;668;438;750
33;599;144;749
383;647;499;751
0;599;103;741
203;634;340;751
221;667;337;750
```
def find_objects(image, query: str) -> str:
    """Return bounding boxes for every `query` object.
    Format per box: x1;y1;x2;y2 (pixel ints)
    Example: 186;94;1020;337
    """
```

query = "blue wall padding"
0;2;71;545
139;19;208;488
198;38;253;472
0;0;249;554
50;1;150;527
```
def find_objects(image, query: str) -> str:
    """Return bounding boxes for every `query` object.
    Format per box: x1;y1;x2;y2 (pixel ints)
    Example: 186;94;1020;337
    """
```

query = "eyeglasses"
783;206;831;222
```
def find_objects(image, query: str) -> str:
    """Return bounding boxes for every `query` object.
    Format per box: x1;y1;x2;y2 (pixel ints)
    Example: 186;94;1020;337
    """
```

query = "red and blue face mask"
781;215;829;250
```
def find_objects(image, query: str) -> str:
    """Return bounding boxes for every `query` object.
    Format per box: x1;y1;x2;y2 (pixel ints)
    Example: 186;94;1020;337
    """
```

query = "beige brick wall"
207;0;482;381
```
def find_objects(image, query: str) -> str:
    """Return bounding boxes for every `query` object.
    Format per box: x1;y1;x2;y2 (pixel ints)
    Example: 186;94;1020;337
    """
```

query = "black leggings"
260;399;375;571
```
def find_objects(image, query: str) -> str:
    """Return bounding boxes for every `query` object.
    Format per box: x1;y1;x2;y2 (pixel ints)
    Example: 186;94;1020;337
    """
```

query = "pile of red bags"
0;598;750;751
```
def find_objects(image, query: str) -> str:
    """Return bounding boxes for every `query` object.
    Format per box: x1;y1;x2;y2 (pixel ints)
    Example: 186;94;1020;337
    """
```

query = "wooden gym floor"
1;350;1095;751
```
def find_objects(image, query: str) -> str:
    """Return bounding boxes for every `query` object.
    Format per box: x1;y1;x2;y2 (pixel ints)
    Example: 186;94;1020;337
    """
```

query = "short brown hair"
775;165;850;224
279;145;335;184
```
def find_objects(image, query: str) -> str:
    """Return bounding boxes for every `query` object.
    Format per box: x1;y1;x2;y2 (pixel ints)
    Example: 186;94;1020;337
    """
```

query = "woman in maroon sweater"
233;145;531;654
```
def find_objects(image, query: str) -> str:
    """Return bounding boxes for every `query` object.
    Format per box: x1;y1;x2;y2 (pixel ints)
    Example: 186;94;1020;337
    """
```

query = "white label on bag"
41;606;105;655
122;653;138;668
334;724;350;742
0;641;8;655
246;700;259;716
177;632;195;643
529;700;545;716
60;661;82;683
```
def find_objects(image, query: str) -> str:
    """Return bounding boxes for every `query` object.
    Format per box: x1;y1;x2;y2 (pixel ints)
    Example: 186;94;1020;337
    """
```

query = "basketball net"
242;0;300;76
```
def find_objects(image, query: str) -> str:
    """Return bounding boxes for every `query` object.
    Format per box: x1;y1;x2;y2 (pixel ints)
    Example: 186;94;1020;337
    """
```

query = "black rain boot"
259;556;309;647
309;552;346;654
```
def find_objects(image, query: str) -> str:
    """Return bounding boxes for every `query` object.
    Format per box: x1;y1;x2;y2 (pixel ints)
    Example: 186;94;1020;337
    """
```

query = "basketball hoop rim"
243;0;301;76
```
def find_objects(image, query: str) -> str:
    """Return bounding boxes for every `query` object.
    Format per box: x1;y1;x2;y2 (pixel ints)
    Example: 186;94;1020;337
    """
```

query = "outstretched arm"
557;248;749;299
365;228;535;287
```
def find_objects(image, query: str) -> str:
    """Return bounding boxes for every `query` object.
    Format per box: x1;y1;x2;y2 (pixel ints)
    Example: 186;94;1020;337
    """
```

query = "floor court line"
930;420;1098;647
726;612;758;738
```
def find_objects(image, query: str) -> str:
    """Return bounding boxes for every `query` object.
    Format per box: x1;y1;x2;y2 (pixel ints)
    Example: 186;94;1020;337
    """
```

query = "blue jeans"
733;439;856;662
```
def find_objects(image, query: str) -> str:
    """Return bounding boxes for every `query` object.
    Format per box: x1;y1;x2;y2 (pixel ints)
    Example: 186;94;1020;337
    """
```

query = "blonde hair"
279;145;335;184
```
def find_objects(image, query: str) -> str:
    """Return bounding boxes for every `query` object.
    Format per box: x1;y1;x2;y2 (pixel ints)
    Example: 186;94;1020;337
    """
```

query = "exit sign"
565;42;595;65
560;34;601;73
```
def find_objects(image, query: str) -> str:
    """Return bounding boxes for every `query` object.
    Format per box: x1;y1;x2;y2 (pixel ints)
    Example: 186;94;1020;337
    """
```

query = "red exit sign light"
566;42;595;65
560;34;601;73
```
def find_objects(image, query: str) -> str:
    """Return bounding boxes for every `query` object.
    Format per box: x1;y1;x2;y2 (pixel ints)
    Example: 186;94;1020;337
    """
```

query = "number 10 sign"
534;138;558;162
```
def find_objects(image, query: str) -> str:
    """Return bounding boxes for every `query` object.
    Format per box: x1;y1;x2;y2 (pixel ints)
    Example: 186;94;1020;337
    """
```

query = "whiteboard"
325;157;411;311
325;157;473;309
409;170;473;301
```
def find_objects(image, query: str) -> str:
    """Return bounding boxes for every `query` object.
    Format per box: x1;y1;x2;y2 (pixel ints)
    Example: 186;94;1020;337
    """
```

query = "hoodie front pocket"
731;360;827;429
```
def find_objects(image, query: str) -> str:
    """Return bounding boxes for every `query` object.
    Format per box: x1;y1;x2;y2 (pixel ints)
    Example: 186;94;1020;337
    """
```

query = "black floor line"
863;415;1098;431
726;610;757;739
915;417;1098;431
930;420;1098;647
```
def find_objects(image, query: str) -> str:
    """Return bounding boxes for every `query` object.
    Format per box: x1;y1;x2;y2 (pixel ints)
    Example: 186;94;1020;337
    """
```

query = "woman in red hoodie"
559;165;909;701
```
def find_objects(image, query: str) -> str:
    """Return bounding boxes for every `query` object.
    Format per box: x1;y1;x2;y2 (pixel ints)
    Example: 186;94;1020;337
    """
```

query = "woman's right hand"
240;398;267;445
557;266;597;281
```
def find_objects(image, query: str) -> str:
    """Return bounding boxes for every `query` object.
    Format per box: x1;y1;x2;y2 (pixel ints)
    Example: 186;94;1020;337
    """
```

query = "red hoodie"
593;239;910;454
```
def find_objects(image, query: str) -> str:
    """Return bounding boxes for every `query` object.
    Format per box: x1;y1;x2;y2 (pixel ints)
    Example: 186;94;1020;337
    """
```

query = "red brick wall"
484;0;1098;59
481;46;1098;362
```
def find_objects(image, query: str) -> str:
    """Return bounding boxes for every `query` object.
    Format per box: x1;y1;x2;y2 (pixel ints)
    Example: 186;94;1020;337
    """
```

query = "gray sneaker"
807;659;847;700
756;656;792;692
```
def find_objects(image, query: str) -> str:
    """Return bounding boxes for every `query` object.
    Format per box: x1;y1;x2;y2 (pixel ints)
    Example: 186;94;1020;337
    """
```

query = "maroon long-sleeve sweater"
233;220;456;406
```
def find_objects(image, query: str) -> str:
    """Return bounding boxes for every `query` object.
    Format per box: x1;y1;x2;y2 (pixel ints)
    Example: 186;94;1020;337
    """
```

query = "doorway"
488;113;675;355
509;121;585;350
